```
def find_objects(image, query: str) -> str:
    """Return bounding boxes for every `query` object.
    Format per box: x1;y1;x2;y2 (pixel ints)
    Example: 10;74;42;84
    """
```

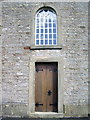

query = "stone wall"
0;2;2;119
88;1;90;116
1;2;88;118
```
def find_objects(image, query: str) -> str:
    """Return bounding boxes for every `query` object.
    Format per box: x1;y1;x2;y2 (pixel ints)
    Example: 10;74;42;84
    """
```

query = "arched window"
35;8;57;46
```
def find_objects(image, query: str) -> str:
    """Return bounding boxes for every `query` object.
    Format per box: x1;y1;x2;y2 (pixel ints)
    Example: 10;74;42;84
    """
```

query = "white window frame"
35;8;57;46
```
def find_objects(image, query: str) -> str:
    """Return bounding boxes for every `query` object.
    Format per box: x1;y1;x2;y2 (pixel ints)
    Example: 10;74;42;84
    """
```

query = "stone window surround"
30;3;62;49
28;56;64;118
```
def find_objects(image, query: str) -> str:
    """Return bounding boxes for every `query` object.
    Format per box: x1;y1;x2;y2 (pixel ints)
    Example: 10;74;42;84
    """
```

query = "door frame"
28;56;64;118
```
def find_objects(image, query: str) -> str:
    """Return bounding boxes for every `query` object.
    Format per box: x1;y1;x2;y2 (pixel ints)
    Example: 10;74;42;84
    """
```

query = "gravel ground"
1;117;90;120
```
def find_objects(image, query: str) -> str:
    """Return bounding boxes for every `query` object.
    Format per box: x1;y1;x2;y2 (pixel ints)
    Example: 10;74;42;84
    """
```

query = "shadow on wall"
1;117;90;120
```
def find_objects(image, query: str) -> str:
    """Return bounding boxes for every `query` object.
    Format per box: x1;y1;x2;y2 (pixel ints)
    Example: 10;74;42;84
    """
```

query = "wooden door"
35;62;58;112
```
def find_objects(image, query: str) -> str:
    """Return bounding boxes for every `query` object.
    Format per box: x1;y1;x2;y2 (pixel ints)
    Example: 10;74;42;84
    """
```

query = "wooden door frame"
29;56;64;118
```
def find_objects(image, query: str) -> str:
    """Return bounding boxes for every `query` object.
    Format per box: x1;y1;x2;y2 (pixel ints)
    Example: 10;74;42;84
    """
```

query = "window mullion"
47;15;49;45
35;16;37;45
43;15;45;45
39;15;41;45
51;16;53;45
56;18;57;45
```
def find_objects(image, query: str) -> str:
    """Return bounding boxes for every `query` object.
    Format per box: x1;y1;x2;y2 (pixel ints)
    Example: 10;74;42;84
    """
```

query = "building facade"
0;1;89;118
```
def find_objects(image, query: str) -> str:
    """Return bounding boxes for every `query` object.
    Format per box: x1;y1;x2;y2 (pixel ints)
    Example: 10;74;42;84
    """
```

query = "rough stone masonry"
0;1;89;118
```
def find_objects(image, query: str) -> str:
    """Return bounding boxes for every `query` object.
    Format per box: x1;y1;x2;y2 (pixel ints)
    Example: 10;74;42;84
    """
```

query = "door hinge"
35;102;43;107
36;68;43;72
63;104;65;113
49;103;57;106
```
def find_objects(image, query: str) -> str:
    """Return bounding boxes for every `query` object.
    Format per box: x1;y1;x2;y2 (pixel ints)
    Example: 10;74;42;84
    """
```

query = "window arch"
35;8;57;46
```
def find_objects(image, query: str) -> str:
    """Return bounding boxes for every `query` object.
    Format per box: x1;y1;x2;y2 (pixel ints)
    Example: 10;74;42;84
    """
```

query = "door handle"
47;90;52;96
35;102;43;107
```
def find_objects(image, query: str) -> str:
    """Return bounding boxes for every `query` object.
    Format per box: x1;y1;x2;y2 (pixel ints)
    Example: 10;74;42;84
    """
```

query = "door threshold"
29;112;63;118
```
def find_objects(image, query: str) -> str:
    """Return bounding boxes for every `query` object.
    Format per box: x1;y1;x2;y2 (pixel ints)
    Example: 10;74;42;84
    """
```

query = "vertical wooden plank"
35;63;47;112
46;63;58;112
41;64;47;112
53;63;58;112
35;64;44;111
47;64;53;112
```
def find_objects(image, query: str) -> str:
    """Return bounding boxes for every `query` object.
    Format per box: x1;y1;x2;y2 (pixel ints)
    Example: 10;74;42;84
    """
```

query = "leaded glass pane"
45;23;48;28
36;34;39;39
53;40;56;44
36;29;39;33
45;34;48;39
36;40;39;45
53;23;56;27
53;34;56;38
45;29;48;33
49;40;52;44
41;29;43;33
41;40;43;44
53;29;56;33
49;34;52;38
45;40;48;44
49;29;52;33
49;23;52;27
